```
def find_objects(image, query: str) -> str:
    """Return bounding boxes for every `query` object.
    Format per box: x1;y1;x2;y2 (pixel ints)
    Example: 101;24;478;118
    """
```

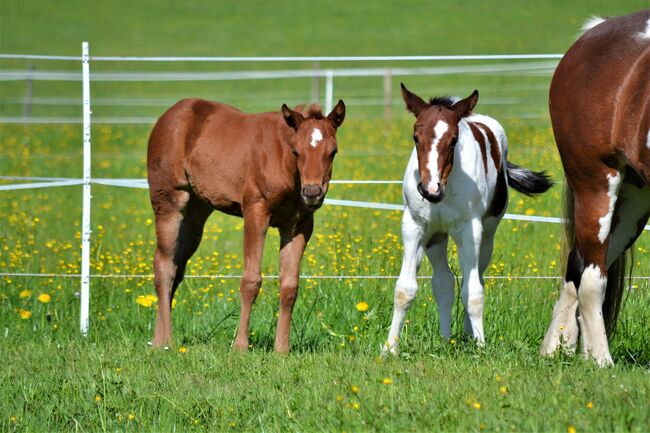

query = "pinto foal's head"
401;83;479;203
281;100;346;211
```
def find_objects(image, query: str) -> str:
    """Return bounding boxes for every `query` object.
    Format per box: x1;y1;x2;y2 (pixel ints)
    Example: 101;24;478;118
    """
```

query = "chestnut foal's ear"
452;90;479;118
327;100;346;128
401;83;428;116
282;104;306;131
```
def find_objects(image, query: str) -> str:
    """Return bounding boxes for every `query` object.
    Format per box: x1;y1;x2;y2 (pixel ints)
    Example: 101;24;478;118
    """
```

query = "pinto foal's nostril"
302;184;323;199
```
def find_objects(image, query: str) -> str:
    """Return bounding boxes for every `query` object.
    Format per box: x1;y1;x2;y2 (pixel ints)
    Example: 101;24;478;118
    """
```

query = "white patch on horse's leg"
456;219;485;344
540;280;579;356
638;17;650;40
577;264;613;367
426;237;454;339
597;171;621;244
383;210;424;356
425;120;449;194
645;127;650;149
310;128;322;148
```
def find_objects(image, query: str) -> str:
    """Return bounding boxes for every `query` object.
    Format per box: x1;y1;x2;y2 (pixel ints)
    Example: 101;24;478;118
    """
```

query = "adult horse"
383;84;552;354
540;10;650;366
147;98;345;352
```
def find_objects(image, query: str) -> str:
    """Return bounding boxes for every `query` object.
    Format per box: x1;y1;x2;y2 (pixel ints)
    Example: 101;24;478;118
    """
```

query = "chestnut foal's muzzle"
301;184;324;209
417;181;444;203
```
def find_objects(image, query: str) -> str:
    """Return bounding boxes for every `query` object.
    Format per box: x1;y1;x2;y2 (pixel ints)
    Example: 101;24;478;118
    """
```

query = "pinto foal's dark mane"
428;96;457;108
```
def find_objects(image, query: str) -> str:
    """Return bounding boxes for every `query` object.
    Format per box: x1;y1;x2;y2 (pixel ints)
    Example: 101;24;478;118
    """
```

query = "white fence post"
80;41;92;336
325;69;333;114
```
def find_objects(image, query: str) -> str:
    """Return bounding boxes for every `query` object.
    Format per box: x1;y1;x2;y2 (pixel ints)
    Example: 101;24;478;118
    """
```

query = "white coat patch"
638;18;650;40
425;120;449;191
310;128;323;148
646;128;650;149
598;171;621;244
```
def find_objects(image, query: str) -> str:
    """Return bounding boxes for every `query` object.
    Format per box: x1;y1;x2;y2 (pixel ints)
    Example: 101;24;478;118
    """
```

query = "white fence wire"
1;44;648;334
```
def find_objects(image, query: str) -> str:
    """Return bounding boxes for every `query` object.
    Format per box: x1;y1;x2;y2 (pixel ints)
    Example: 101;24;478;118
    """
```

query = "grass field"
1;1;650;432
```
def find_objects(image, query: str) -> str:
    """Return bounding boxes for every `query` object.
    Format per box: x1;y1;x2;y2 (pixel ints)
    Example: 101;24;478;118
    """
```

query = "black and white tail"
506;161;553;196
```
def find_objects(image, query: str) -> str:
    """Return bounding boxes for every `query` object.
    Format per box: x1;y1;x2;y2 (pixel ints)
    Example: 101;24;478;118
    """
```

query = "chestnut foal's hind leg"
233;202;270;351
275;216;313;353
152;193;211;348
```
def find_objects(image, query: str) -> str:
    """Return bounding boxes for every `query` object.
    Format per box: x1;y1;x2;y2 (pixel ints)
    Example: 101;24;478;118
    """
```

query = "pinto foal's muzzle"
417;181;444;203
301;184;325;210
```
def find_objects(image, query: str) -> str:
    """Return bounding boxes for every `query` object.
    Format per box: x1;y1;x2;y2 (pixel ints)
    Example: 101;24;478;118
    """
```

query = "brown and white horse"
540;10;650;366
383;84;552;355
147;98;345;352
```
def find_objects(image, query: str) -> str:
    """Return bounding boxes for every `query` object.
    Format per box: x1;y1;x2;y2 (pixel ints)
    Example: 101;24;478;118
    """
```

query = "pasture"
1;1;649;432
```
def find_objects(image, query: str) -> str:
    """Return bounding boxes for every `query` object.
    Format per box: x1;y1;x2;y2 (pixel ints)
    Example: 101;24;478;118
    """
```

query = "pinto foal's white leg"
425;236;455;339
456;218;485;344
383;209;424;355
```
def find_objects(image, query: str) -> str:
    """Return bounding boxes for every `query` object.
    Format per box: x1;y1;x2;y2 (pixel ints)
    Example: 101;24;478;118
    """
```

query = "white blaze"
310;128;323;148
598;171;621;244
425;120;449;192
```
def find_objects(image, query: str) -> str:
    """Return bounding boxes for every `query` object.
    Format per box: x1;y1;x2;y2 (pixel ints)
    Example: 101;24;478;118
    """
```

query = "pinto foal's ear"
452;90;479;118
327;100;346;128
282;104;305;131
401;83;428;116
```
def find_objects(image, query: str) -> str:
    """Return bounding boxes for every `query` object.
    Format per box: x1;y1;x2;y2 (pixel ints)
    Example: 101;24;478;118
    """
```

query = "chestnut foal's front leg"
233;202;270;351
275;215;314;353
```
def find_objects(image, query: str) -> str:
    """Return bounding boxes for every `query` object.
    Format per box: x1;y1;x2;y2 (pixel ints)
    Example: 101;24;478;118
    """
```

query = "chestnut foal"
147;98;345;352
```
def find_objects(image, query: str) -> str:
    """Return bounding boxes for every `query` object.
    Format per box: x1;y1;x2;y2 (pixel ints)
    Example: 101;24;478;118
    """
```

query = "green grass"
1;1;650;432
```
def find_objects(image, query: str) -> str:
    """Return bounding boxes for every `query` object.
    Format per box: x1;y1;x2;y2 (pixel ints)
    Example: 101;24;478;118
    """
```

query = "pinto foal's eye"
330;149;338;159
413;135;419;144
450;137;458;147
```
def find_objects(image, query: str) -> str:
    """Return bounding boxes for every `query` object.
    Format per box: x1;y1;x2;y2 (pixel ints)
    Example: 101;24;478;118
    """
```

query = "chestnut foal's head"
282;100;346;211
401;83;478;203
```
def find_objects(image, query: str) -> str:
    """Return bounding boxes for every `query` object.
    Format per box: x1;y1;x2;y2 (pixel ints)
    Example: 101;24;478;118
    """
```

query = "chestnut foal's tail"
562;187;630;337
506;161;553;196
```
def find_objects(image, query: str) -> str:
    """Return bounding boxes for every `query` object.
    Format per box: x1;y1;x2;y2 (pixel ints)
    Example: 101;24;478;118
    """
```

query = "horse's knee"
577;265;606;309
241;273;262;299
465;295;484;319
280;280;299;308
394;284;417;309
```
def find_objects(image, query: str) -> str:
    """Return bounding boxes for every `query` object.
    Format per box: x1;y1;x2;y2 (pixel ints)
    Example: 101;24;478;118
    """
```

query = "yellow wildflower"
567;426;576;433
586;401;593;409
37;293;51;303
18;309;31;319
179;346;187;354
382;377;393;385
350;385;359;394
473;402;481;410
355;301;369;312
19;290;30;298
95;395;102;403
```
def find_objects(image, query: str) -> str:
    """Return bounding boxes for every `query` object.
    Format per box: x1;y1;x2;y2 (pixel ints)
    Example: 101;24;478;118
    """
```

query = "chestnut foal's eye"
413;134;419;144
292;149;299;157
330;149;338;159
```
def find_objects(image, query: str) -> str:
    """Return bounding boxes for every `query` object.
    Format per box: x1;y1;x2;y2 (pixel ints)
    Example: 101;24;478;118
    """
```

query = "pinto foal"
147;98;345;352
383;84;552;354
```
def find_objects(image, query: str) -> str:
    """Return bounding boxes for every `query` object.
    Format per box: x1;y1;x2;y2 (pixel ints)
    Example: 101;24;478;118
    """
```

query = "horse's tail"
505;161;553;196
562;184;630;337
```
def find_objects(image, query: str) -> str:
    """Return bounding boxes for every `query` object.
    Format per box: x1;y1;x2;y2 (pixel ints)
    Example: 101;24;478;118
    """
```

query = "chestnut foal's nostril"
302;184;323;199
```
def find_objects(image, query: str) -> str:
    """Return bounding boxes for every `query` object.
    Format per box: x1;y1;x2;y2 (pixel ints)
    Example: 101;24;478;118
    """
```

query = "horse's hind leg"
425;234;454;339
455;218;485;343
152;192;211;348
383;208;425;355
567;171;622;366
